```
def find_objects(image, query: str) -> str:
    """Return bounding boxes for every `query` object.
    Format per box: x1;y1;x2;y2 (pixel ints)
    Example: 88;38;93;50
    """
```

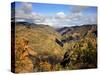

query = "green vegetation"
13;23;97;73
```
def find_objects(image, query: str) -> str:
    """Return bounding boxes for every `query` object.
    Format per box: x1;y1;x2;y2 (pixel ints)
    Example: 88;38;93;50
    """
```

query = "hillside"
57;24;97;69
57;24;97;43
13;22;97;73
14;22;64;73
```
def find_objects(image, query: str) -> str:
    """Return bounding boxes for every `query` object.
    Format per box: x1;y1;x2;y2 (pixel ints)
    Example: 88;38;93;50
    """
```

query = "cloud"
39;17;55;26
56;12;66;19
54;11;97;27
15;3;32;21
20;3;32;14
15;3;45;23
70;6;89;13
14;3;97;27
31;12;45;23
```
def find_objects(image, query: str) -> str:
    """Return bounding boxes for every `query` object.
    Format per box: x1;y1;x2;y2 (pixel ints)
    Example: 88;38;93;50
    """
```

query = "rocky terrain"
11;22;97;73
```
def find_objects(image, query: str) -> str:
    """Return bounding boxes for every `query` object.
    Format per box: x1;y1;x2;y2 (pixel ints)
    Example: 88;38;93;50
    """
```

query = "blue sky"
14;2;97;16
12;2;97;27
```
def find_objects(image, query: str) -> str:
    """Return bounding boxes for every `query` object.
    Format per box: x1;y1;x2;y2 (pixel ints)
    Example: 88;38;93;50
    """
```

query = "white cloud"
15;3;32;21
39;18;54;26
20;3;32;14
56;12;66;19
70;6;89;13
15;3;45;23
15;19;26;22
14;3;97;27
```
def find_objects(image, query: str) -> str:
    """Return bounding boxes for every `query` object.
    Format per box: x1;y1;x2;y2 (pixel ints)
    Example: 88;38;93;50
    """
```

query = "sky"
11;2;97;27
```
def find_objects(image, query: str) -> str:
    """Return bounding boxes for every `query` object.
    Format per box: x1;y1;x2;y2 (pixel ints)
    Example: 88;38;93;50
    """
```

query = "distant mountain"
57;24;97;35
56;24;97;43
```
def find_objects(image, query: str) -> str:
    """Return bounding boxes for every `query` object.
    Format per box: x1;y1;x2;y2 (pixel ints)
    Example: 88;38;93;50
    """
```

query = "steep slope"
57;24;97;43
15;22;64;72
15;23;63;55
13;22;97;72
57;24;97;69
